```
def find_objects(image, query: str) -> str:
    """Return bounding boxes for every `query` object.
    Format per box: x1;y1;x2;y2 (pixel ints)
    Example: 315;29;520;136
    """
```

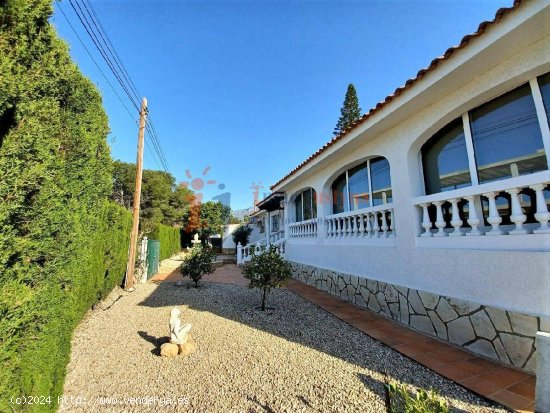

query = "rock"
384;285;399;304
399;295;410;325
493;337;511;363
366;279;378;294
470;310;497;340
178;335;197;356
418;291;439;310
160;343;179;357
500;333;534;368
485;307;512;333
509;312;538;337
410;314;436;336
394;285;409;297
447;316;475;345
367;293;381;313
407;290;427;315
465;339;498;360
355;292;367;309
448;297;481;316
428;310;447;340
435;298;459;323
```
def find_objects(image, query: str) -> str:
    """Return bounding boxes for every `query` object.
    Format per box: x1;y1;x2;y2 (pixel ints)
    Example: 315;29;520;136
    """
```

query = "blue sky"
52;0;513;210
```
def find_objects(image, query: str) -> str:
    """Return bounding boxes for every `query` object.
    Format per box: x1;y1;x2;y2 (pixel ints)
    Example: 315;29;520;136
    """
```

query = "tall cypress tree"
333;83;362;136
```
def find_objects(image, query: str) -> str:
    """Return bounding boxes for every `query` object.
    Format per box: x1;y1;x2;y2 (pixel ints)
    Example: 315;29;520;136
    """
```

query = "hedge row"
0;2;131;412
149;224;182;261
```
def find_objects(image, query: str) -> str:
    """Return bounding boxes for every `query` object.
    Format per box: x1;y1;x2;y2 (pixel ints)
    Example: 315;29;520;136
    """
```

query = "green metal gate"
146;239;160;280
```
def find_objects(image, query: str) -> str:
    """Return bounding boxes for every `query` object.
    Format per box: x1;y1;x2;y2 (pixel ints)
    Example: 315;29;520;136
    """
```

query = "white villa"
238;0;550;403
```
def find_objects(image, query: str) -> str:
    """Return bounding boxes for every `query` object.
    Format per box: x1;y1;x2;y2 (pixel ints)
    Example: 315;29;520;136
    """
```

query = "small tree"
242;246;292;310
333;83;362;136
232;224;253;247
179;244;216;287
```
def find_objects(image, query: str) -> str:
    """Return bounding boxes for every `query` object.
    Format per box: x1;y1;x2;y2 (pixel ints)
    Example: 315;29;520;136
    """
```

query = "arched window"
294;188;317;222
422;119;472;195
331;157;392;214
470;83;546;184
422;78;549;195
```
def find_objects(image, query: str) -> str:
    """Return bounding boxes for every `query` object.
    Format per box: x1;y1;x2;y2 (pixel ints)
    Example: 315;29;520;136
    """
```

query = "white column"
236;242;243;264
388;209;395;238
448;198;464;237
507;188;529;235
358;214;365;236
433;201;447;237
419;203;432;237
530;78;550;170
372;212;381;238
380;211;389;237
536;332;550;413
465;195;483;236
365;212;373;237
462;112;480;186
485;192;505;236
532;184;550;233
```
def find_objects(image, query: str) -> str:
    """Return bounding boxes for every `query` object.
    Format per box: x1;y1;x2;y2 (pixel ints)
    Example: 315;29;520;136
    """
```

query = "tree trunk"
261;286;267;311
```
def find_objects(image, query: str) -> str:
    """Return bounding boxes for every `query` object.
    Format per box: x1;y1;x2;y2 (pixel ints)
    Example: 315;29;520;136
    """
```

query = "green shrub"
179;244;216;287
150;224;181;261
232;224;253;247
386;381;449;413
242;246;291;310
0;2;132;411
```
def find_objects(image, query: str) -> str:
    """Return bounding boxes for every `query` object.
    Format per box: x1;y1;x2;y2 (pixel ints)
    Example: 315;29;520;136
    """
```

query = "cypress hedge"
0;1;132;411
150;224;182;261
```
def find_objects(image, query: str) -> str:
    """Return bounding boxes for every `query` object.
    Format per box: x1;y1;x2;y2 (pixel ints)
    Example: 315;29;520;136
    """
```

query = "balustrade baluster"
465;195;483;236
373;212;381;238
419;203;432;237
507;188;529;235
532;184;550;233
388;209;395;238
485;192;505;235
433;201;447;236
448;198;463;236
380;210;389;237
358;214;365;236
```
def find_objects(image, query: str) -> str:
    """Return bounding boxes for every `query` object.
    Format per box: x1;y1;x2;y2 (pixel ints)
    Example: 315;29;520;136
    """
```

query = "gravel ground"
59;280;510;413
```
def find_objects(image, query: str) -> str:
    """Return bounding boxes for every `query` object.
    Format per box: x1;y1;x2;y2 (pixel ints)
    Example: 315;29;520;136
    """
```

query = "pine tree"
334;83;362;136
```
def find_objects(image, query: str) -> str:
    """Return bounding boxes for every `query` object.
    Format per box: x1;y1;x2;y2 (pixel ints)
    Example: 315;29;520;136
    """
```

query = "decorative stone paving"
290;262;542;373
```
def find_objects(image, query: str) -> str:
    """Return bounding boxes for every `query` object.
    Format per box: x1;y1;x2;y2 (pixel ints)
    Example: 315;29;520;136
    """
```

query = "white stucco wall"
222;222;265;249
274;2;550;318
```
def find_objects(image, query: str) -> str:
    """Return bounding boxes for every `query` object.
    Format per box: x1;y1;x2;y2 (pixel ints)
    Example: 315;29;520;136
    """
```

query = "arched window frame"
421;74;550;196
330;157;392;214
294;188;317;222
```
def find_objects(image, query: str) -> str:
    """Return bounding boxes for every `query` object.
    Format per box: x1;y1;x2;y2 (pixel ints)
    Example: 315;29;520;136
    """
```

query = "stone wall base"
290;261;543;374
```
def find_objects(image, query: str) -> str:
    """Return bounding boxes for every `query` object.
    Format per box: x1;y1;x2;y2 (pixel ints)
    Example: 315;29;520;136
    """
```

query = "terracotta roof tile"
270;0;522;190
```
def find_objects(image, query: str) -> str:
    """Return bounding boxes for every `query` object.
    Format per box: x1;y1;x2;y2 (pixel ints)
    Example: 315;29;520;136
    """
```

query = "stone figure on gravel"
160;307;197;357
169;307;192;345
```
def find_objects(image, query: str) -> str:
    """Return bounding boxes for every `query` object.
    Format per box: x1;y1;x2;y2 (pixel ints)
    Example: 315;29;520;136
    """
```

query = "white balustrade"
236;237;287;265
324;204;395;239
414;173;550;237
288;218;318;238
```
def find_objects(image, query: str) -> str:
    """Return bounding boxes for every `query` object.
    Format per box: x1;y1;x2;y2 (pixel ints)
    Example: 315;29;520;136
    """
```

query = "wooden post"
125;97;147;290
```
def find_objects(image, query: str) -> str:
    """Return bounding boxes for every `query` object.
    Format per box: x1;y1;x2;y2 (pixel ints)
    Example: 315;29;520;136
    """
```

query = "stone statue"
169;308;192;345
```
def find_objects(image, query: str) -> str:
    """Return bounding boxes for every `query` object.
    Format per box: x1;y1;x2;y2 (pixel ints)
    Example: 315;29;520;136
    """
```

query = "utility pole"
125;97;147;291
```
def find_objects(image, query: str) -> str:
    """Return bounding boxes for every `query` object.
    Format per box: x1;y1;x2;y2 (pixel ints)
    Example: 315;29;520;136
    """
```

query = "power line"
56;1;165;170
59;0;171;173
73;0;171;173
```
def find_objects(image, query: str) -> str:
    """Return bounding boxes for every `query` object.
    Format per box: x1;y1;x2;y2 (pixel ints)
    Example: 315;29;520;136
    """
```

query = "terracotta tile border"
284;277;537;413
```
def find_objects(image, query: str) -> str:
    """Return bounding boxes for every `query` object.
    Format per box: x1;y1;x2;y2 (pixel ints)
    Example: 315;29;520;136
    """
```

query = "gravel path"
59;279;510;413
